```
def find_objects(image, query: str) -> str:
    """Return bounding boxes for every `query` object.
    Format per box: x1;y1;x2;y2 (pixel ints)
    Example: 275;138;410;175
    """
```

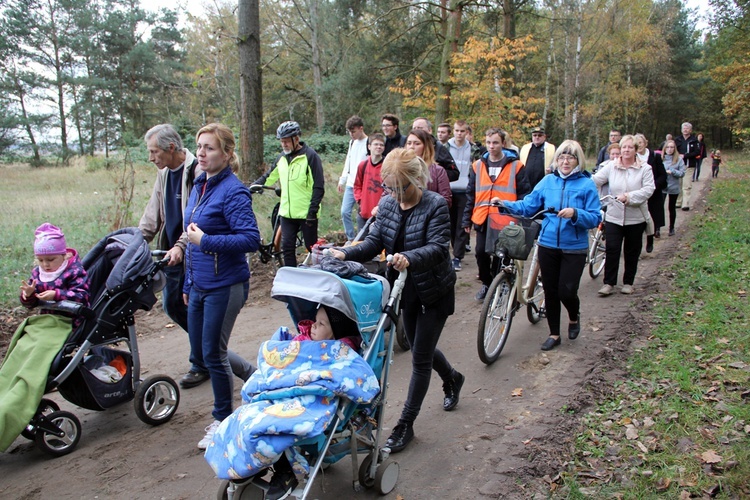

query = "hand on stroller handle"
490;200;557;220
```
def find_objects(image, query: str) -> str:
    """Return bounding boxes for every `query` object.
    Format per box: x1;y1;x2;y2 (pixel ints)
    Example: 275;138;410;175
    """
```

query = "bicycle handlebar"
249;184;282;196
490;202;556;220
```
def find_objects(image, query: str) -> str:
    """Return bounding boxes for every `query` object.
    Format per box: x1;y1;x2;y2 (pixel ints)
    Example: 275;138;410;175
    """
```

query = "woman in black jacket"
330;148;464;453
636;134;667;251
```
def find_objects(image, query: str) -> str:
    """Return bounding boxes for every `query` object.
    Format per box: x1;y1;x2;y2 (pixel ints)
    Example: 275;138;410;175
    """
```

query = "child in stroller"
19;223;90;324
208;264;406;499
1;228;180;456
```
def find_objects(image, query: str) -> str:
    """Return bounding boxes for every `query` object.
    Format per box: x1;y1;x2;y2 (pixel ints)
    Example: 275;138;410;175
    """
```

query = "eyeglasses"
381;182;411;194
557;154;578;163
381;123;394;129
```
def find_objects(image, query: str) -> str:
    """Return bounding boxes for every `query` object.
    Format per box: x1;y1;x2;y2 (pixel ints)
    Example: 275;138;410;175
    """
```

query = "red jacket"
353;156;384;219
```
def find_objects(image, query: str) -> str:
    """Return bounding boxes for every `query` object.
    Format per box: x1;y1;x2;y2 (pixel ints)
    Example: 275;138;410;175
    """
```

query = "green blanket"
0;314;72;452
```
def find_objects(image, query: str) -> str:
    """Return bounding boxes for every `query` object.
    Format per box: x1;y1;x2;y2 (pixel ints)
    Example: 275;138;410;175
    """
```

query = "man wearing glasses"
519;126;555;189
381;113;407;157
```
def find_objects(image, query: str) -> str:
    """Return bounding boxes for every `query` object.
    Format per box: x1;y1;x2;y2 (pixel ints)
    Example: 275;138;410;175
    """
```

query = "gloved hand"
306;218;317;227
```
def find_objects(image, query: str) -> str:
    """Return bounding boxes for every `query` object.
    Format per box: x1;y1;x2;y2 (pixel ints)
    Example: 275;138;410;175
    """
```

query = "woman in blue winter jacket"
183;123;261;449
499;140;601;351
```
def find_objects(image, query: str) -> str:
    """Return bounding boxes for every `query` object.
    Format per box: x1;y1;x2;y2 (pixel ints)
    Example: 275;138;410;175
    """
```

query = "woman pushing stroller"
329;147;465;453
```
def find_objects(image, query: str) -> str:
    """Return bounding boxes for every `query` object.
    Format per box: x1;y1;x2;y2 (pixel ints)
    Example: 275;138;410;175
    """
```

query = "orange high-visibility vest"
471;158;521;229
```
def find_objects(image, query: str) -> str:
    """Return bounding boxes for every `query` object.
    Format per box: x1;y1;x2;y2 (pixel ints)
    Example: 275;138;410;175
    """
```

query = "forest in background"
1;0;747;179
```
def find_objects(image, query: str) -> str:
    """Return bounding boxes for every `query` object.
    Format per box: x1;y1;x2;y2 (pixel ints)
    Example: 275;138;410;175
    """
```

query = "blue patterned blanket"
205;328;380;480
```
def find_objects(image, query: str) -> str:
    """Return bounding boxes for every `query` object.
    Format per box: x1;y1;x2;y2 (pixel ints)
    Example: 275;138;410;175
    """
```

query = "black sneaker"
385;422;414;453
180;370;209;389
442;371;465;411
266;469;298;500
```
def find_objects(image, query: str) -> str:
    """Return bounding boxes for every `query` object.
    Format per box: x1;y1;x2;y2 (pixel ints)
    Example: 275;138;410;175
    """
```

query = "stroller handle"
37;299;96;320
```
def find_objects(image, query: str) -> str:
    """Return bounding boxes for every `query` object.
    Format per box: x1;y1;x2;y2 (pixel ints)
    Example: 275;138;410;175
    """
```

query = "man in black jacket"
381;113;407;157
674;122;700;210
411;117;459;182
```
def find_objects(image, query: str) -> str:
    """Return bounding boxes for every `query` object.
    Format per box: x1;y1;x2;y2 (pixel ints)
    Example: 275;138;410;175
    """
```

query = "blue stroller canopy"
271;267;389;334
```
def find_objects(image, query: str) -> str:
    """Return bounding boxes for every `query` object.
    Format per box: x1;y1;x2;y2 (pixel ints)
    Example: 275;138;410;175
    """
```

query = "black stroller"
11;228;180;457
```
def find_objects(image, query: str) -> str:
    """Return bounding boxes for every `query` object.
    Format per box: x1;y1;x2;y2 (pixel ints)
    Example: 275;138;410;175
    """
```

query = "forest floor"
0;182;709;499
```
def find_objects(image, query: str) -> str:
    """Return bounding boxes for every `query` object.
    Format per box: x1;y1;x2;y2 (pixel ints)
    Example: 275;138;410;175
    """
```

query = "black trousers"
663;192;679;229
474;223;494;286
279;216;318;267
603;221;646;286
537;246;586;337
399;300;454;425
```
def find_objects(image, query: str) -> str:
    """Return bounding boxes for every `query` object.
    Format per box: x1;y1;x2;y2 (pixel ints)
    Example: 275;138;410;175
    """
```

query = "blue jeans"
187;281;250;421
340;186;357;241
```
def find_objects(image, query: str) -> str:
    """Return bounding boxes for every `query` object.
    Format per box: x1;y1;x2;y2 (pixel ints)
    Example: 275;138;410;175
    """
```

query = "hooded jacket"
503;170;601;252
183;167;260;293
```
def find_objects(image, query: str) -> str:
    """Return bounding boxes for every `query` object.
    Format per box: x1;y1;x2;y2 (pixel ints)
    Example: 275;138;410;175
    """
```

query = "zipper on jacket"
557;179;567;248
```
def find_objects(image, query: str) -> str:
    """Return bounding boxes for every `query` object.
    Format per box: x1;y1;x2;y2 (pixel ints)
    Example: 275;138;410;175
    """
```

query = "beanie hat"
322;305;360;340
34;223;67;255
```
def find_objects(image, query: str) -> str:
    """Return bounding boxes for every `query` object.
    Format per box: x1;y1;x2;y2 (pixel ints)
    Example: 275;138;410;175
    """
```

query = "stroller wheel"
396;316;410;351
35;410;81;457
22;398;61;439
134;375;180;425
217;478;264;500
375;458;400;495
358;453;376;489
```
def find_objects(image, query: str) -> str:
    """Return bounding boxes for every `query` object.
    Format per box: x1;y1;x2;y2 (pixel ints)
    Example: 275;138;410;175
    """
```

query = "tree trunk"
503;0;515;39
309;0;325;131
435;0;462;123
49;6;69;163
542;32;553;129
572;15;582;140
238;0;264;182
14;73;40;163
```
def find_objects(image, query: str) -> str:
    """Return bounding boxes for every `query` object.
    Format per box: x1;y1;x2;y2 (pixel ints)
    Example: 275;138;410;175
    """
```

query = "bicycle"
247;184;305;271
477;207;554;365
587;195;622;279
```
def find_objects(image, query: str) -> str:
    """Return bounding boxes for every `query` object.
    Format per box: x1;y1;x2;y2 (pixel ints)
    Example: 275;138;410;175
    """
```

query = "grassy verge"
564;153;750;498
0;155;347;308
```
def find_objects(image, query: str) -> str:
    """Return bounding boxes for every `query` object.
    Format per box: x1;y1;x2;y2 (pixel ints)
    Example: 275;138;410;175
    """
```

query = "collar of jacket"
195;164;233;188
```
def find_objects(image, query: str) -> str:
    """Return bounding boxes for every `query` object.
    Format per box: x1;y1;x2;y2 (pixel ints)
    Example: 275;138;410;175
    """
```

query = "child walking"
711;150;722;178
20;223;89;325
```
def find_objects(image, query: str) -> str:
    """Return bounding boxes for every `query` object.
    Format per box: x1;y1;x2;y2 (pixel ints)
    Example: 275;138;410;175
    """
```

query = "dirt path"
0;182;708;499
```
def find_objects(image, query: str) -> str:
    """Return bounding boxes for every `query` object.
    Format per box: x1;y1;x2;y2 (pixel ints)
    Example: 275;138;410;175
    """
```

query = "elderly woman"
635;133;666;251
661;140;686;235
329;148;463;454
592;135;656;295
500;140;601;351
183;123;260;449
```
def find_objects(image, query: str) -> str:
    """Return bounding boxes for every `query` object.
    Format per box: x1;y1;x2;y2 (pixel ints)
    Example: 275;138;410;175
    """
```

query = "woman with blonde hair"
184;123;261;449
499;140;601;350
329;148;463;453
592;135;655;295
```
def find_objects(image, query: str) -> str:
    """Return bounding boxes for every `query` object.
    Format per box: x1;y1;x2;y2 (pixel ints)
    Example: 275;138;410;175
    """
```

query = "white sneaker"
598;284;614;296
621;284;634;294
198;420;221;450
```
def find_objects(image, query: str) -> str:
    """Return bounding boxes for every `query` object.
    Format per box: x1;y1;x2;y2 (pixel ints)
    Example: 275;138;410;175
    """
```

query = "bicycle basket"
493;219;541;260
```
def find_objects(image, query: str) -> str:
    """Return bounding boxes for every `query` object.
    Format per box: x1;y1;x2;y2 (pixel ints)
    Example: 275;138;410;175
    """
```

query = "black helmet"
276;121;301;139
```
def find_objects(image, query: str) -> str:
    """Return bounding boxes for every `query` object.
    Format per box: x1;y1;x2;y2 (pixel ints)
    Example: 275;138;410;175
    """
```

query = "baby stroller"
3;228;180;457
211;262;407;499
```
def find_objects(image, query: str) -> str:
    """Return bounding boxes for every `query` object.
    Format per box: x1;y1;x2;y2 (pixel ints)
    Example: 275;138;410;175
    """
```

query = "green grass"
0;155;348;308
563;152;750;498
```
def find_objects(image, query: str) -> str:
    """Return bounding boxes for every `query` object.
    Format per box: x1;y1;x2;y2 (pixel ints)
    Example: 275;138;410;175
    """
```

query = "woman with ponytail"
183;123;261;449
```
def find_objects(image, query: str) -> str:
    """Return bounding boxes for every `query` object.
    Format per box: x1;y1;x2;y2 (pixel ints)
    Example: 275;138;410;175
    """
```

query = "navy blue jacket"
503;170;601;252
183;166;260;293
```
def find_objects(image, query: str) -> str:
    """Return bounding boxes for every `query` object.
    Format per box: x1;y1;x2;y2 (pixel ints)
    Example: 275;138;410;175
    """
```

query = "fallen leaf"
700;450;722;464
686;311;695;317
165;323;176;328
655;477;671;491
625;426;639;440
717;337;730;344
715;365;725;372
636;441;649;453
511;388;523;397
679;490;691;499
694;345;702;351
522;438;533;445
620;417;632;425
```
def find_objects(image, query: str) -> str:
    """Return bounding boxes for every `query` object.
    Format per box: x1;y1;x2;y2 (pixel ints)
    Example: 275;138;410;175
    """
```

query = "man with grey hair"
411;117;459;181
674;122;699;211
140;124;254;389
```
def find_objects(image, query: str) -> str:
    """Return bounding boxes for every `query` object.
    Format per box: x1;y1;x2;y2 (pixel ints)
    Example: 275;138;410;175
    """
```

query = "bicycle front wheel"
477;272;515;365
588;228;606;278
526;271;545;324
